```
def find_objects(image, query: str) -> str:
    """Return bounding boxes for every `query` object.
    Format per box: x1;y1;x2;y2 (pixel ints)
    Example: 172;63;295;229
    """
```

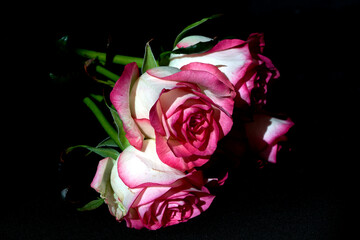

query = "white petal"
170;48;250;86
130;68;180;119
174;35;212;48
117;139;185;189
110;159;141;214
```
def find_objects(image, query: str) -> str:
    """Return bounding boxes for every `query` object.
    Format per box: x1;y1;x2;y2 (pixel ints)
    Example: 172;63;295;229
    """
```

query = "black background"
3;1;359;239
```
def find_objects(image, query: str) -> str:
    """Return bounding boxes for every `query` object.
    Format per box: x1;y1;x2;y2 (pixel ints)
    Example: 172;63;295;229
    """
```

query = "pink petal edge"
110;62;143;150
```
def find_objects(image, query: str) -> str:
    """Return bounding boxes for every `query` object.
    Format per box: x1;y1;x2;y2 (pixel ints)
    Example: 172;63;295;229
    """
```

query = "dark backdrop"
4;1;358;239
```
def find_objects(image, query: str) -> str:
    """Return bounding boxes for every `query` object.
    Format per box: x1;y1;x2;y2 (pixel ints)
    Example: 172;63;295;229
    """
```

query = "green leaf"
96;137;118;148
77;198;105;212
106;104;131;151
83;97;123;149
66;145;120;160
158;50;172;66
173;14;222;48
141;41;159;73
159;40;218;66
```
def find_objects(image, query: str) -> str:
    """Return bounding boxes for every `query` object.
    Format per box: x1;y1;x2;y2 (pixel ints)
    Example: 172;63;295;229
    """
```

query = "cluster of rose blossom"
90;33;294;230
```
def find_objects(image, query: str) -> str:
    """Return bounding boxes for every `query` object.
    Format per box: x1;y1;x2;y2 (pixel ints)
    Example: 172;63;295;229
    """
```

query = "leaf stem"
76;48;143;67
83;97;122;149
95;65;119;82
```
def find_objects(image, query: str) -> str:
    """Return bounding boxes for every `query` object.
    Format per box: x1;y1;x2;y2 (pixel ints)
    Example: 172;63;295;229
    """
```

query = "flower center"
189;114;203;129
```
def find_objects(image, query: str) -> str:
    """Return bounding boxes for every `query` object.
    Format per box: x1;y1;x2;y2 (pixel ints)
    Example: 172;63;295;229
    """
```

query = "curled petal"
207;38;246;53
147;67;231;97
110;62;143;149
129;68;180;119
180;62;234;92
117;139;185;188
170;37;252;89
175;35;212;48
91;157;114;194
147;65;235;117
245;114;294;163
134;118;155;139
169;34;279;108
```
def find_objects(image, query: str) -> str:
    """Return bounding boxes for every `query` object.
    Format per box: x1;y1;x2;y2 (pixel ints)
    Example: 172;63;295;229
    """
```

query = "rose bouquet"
66;15;293;230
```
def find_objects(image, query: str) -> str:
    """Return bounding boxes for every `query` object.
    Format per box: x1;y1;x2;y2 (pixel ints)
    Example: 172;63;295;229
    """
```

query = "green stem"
83;97;122;149
95;65;119;82
75;48;143;67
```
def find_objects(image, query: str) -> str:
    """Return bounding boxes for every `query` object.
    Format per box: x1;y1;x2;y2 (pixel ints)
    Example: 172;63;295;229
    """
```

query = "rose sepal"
141;41;159;73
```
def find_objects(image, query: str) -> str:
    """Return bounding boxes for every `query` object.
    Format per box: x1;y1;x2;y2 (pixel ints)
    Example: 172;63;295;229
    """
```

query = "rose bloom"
110;62;235;171
169;34;294;164
90;140;215;230
169;33;279;107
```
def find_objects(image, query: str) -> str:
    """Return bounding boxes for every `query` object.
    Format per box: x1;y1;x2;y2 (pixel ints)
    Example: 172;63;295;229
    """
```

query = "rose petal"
154;133;189;171
129;68;180;119
110;62;143;149
127;176;215;230
90;157;114;194
117;139;185;188
263;116;294;145
180;62;234;91
207;38;246;53
91;157;129;221
159;88;199;119
265;144;280;164
245;114;294;163
169;34;280;108
123;170;215;230
149;85;232;171
134;118;155;139
147;66;232;98
132;186;172;208
175;35;212;48
110;160;141;213
147;65;235;119
124;208;144;229
170;44;251;88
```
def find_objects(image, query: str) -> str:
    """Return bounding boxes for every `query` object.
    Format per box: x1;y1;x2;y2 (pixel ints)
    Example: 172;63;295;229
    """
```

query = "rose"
169;33;279;107
110;62;235;171
91;140;215;230
123;171;214;230
245;114;294;163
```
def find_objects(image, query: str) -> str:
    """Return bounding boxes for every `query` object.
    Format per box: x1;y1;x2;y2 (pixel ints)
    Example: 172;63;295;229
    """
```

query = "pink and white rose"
110;62;235;171
169;33;279;107
91;140;215;230
87;24;294;231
